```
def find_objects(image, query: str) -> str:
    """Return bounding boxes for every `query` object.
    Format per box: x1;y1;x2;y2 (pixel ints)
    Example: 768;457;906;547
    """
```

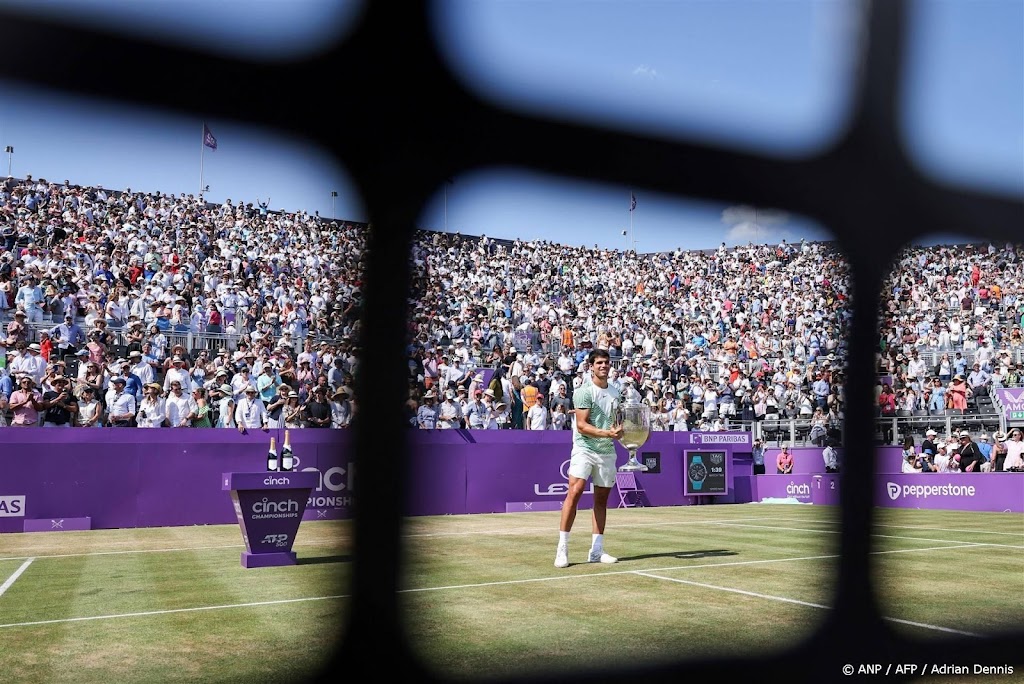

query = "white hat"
445;389;455;400
483;388;495;397
27;343;41;352
537;368;546;375
423;390;437;399
926;429;937;436
958;430;971;438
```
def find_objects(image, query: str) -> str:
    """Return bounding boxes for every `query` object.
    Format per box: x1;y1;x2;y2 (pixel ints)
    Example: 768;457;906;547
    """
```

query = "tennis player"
554;348;623;568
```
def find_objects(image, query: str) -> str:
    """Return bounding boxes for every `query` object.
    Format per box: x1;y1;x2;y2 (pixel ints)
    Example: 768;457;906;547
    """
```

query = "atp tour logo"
688;433;750;445
261;534;290;548
0;495;26;517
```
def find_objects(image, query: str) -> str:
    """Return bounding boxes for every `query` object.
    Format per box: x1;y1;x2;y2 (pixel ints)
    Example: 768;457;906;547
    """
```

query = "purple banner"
876;474;1023;512
0;430;353;533
753;473;1021;512
994;387;1024;421
3;430;1016;534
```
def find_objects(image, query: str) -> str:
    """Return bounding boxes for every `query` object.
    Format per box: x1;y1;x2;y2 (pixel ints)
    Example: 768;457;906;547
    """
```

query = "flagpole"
629;190;634;254
200;122;205;197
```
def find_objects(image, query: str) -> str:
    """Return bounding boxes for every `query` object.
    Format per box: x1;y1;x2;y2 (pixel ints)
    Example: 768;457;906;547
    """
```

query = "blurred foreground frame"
1;1;1020;683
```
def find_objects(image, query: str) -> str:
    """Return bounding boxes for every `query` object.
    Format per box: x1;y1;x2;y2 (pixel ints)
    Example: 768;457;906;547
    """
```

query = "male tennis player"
554;348;623;568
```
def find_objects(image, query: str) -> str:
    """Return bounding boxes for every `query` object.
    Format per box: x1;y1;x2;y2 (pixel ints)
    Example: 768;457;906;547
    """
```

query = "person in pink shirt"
776;443;794;474
8;375;44;426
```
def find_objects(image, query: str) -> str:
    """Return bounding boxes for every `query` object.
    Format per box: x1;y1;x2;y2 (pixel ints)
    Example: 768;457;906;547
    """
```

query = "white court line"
770;517;1024;537
708;522;1024;549
0;558;34;598
633;571;982;638
0;539;346;563
0;594;350;629
404;516;774;538
0;543;984;630
397;542;986;593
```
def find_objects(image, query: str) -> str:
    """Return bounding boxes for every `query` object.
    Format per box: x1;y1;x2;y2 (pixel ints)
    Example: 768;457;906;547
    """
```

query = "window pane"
402;169;851;678
0;0;361;61
901;0;1024;196
433;0;861;156
874;237;1024;638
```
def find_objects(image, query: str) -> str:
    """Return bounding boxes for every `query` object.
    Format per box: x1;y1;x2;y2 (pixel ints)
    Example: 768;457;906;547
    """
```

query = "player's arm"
573;407;622;440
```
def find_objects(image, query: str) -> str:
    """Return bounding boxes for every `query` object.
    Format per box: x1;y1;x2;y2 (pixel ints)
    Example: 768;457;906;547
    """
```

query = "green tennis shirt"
571;382;620;455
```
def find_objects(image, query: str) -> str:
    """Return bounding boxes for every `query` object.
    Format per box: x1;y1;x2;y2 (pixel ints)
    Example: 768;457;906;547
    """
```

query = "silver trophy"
616;401;651;472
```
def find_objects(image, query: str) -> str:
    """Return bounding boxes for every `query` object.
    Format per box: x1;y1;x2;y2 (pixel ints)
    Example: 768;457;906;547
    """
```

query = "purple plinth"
242;551;298;568
223;471;319;569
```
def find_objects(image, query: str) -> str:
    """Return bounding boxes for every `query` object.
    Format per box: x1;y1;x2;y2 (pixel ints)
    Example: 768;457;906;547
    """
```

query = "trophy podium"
222;471;319;568
616;401;651;472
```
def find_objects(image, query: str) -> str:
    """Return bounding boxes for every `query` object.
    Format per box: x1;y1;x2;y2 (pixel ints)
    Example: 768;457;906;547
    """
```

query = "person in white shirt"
234;384;269;433
136;382;167;428
75;386;103;427
106;377;137;427
128;350;155;386
526;393;550;430
163;379;197;427
216;382;236;428
162;356;193;393
436;390;462;429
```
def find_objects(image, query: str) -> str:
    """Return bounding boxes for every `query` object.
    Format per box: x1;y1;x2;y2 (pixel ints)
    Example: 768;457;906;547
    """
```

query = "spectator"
751;438;766;475
417;390;439;429
954;431;985;473
40;375;77;427
1002;428;1024;471
76;385;103;427
776;444;794;474
303;385;332;428
136;382;167;428
191;387;213;427
106;376;137;427
526;393;550;430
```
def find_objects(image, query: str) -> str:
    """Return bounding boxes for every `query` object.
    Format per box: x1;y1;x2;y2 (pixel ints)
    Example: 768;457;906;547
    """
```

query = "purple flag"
630;193;636;211
203;124;218;150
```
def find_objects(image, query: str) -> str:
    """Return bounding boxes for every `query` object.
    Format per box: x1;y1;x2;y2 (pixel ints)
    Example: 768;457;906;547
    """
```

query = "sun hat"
219;383;233;395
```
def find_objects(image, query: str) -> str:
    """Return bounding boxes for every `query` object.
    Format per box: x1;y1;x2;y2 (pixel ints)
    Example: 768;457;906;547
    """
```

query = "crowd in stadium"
0;175;357;427
1;174;1022;455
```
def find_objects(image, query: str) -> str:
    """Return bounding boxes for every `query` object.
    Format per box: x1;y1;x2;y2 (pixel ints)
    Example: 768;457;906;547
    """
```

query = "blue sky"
0;0;1020;253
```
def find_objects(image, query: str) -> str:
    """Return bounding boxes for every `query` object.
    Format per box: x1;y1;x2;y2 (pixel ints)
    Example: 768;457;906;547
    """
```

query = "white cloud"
632;65;658;79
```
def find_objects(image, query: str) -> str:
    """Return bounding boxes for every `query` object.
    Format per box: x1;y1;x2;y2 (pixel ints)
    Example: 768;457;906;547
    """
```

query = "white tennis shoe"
588;549;617;564
554;543;569;568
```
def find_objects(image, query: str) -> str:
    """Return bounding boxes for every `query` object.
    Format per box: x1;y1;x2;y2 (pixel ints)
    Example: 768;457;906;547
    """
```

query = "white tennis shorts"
568;446;617;489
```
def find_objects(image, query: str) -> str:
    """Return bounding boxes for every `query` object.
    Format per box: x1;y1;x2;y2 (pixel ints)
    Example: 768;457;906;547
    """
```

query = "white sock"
559;531;570;544
591;533;603;550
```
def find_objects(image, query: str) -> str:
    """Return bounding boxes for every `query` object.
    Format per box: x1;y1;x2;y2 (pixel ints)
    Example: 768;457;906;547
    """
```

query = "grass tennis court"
1;506;1021;683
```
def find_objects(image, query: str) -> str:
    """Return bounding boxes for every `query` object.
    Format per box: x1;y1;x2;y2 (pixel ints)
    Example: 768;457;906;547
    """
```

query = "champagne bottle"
281;430;293;472
267;436;278;472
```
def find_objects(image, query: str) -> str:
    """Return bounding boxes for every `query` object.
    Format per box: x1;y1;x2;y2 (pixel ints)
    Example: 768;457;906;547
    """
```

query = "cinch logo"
300;465;352;493
252;497;299;514
887;483;902;501
786;482;810;496
689;433;749;445
0;495;25;517
264;476;290;486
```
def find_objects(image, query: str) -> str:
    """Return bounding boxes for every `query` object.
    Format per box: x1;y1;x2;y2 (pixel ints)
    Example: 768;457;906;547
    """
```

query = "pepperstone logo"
887;482;976;500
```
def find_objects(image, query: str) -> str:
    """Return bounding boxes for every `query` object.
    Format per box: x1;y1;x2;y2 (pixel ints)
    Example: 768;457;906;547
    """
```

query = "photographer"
40;376;78;427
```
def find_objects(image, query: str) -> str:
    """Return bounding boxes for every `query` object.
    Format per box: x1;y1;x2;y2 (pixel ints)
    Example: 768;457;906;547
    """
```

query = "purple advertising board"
875;474;1023;512
993;387;1024;422
1;430;1019;534
752;473;1021;512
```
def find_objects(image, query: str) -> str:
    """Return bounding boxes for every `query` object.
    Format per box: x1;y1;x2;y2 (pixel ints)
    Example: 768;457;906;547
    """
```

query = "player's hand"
609;424;624;440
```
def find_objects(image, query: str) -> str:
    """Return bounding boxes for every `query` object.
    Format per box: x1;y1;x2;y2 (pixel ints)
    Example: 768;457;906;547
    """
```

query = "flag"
629;193;636;212
203;124;218;150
